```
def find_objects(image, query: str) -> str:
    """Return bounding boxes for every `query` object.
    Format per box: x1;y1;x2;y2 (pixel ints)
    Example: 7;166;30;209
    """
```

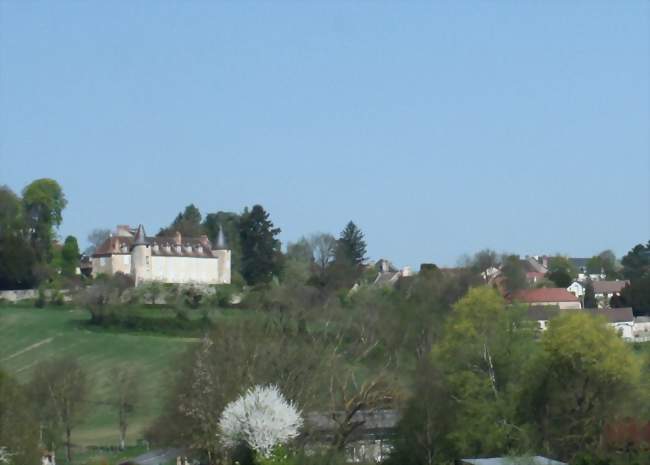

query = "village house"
512;288;582;310
592;280;629;307
304;409;399;463
566;281;584;299
526;306;635;341
91;224;231;286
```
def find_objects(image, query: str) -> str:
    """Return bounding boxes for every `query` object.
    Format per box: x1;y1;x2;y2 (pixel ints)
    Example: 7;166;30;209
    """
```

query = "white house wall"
150;255;220;284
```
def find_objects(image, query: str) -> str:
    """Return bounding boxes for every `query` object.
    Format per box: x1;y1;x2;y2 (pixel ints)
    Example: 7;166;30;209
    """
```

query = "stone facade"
91;224;231;286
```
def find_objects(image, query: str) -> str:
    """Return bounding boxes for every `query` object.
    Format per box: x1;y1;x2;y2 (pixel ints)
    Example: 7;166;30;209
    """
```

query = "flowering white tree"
0;447;12;464
218;385;303;457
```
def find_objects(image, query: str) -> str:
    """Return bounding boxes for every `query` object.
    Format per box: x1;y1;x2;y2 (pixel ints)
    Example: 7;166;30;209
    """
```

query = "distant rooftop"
461;456;567;465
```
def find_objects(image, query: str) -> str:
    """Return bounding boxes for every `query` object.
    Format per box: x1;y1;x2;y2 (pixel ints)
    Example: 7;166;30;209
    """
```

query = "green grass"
0;305;198;448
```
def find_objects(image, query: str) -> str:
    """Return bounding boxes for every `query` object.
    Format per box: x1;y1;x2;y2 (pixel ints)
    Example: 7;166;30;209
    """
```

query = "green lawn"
0;305;198;448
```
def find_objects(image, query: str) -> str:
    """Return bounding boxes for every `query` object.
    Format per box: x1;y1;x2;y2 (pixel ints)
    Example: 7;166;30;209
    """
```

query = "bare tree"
30;358;88;462
112;366;139;450
309;233;336;275
85;228;111;255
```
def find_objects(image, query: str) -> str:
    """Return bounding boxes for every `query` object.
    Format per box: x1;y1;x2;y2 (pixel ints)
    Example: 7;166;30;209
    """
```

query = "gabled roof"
513;288;579;303
593;280;629;294
584;307;634;323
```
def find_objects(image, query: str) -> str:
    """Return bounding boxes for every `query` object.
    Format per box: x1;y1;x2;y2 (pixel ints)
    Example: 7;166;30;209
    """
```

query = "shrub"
35;288;46;308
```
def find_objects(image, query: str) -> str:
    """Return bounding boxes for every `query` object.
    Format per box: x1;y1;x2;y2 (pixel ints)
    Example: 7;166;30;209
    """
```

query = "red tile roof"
512;288;579;303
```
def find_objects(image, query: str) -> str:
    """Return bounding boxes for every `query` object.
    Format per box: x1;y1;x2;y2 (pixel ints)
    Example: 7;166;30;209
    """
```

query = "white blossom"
0;447;12;464
218;384;303;457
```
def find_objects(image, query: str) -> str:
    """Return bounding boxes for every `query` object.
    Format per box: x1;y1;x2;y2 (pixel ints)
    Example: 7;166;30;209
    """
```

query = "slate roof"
305;409;399;438
526;307;634;323
593;280;629;294
583;307;634;323
527;305;561;321
92;229;218;259
569;257;590;271
513;288;579;303
461;457;566;465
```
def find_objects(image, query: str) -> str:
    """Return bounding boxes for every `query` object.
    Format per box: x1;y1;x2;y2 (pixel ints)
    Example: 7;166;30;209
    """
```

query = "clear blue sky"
1;1;648;267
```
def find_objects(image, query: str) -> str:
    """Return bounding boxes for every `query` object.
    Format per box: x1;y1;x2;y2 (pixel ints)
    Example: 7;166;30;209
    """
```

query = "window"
123;255;131;266
145;256;150;265
100;257;106;266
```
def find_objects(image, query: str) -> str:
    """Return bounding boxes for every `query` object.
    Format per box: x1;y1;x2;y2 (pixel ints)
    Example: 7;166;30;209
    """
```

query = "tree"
159;204;204;238
112;367;139;450
386;361;458;465
0;371;40;465
586;250;618;279
520;312;640;461
21;179;67;261
433;287;536;457
335;221;367;266
0;234;36;290
620;273;650;314
85;228;111;255
61;236;80;277
472;249;500;282
218;385;303;458
283;238;313;285
0;186;23;237
0;186;36;290
29;358;88;462
309;233;336;276
545;256;576;287
149;321;326;461
583;280;597;308
239;205;282;285
500;255;527;294
621;241;650;282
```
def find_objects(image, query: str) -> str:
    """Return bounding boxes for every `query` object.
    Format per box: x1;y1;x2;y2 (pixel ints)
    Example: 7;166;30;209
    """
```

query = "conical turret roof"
215;225;227;250
134;224;147;246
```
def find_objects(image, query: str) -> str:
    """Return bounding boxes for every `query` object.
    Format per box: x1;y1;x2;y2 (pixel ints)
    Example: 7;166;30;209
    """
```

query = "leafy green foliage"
61;235;80;277
545;256;576;287
22;178;67;261
501;255;527;293
520;312;640;460
621;241;650;281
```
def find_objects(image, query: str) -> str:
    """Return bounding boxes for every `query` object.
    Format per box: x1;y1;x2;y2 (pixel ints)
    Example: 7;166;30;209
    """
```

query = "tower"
213;225;231;284
131;224;152;285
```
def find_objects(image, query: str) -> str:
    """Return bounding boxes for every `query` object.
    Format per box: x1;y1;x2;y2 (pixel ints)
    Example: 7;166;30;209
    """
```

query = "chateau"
91;224;231;286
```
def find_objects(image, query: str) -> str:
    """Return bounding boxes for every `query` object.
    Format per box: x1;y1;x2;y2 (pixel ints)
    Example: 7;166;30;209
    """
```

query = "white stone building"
91;224;231;286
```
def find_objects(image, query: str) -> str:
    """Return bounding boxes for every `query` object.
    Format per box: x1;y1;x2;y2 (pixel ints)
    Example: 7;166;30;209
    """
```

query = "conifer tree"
239;205;282;285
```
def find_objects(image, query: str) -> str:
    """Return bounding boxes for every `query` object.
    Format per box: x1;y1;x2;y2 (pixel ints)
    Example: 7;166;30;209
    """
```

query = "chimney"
175;231;182;246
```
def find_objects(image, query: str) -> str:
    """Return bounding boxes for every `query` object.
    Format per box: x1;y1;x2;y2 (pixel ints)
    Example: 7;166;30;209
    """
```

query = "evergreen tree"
158;204;204;237
583;280;597;308
239;205;282;285
335;221;367;266
61;235;80;277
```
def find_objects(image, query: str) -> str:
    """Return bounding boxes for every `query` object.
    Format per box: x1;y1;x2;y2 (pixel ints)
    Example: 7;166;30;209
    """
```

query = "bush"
35;288;46;308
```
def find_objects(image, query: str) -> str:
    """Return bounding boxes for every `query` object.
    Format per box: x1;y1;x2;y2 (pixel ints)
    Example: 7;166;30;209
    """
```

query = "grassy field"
0;304;200;448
